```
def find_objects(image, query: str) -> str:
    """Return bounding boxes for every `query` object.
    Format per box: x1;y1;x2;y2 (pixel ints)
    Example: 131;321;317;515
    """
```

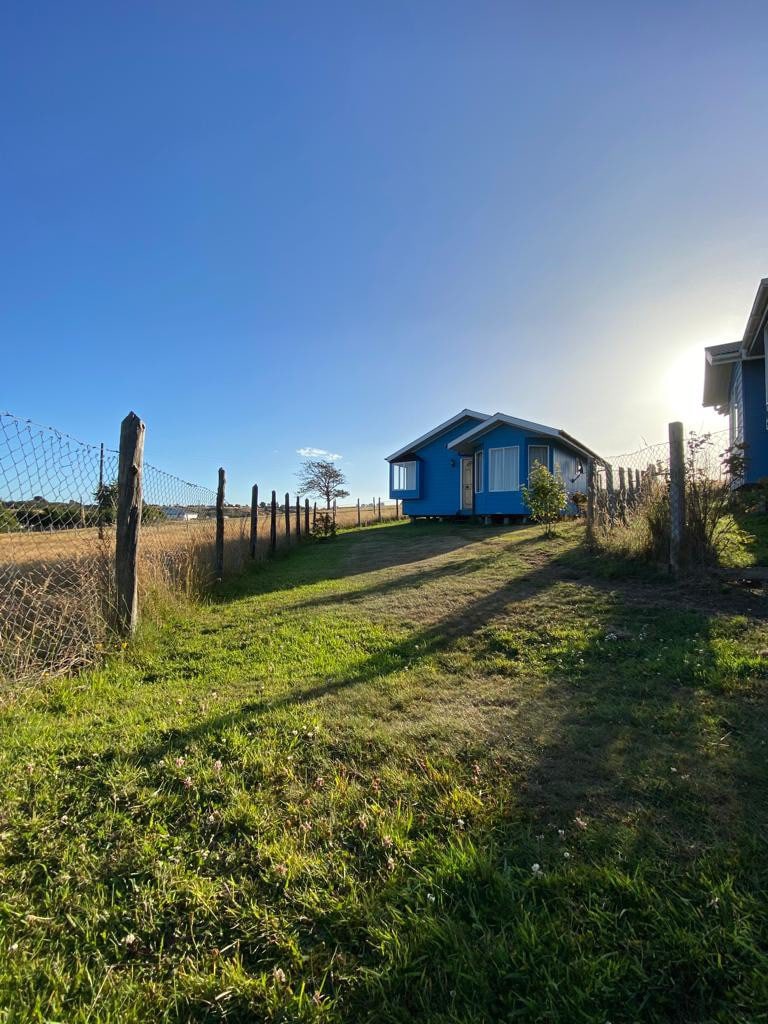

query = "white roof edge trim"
447;413;559;449
385;409;490;462
447;413;600;460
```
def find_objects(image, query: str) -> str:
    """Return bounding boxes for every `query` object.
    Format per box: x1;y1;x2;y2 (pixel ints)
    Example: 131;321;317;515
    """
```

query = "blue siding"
391;415;592;517
740;358;768;482
473;424;549;516
398;416;485;516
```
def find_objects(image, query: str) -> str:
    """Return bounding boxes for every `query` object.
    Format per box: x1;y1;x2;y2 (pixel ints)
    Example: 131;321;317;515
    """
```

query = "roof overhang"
703;341;741;408
742;277;768;356
385;409;490;462
447;412;600;461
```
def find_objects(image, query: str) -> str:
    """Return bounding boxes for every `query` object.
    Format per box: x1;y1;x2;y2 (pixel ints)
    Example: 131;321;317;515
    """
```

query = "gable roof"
386;409;489;462
702;341;742;408
447;413;600;460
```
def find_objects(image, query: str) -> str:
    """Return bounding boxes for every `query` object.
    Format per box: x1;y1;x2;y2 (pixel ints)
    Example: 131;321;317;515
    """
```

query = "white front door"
461;457;473;511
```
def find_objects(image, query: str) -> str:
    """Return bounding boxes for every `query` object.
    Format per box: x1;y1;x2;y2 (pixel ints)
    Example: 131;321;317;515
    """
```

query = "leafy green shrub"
311;510;337;540
0;505;21;532
521;462;567;537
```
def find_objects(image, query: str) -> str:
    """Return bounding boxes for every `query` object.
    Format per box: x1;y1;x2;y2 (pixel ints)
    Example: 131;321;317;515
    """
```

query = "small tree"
521;462;567;537
297;459;349;509
94;481;118;525
0;505;20;533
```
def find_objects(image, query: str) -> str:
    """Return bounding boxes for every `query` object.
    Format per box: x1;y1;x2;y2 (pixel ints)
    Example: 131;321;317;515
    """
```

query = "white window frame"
392;461;417;491
474;450;483;492
488;446;519;492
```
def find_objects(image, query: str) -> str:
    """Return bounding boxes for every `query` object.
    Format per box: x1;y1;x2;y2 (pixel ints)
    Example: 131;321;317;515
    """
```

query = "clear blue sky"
3;1;768;503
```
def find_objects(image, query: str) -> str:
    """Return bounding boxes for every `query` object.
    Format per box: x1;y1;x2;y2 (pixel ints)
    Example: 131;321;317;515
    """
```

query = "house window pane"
393;461;416;491
488;447;519;492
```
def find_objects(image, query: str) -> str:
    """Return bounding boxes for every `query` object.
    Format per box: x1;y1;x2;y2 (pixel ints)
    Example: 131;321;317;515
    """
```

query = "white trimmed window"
488;446;519;492
392;461;417;491
474;450;483;492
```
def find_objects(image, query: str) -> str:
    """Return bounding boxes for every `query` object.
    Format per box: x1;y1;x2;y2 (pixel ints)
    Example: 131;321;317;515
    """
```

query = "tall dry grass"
0;504;401;685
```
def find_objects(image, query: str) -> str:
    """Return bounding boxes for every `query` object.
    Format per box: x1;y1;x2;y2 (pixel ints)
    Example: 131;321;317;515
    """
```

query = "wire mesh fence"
0;412;400;685
591;427;731;558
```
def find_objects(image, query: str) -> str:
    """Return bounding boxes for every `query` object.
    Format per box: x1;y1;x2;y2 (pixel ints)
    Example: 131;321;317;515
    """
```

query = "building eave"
447;412;600;461
385;409;490;462
703;341;741;408
741;277;768;356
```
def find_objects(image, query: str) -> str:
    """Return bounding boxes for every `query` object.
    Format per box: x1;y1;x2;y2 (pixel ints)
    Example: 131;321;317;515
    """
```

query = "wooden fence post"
396;499;399;519
627;467;636;507
284;492;290;540
333;499;337;527
270;490;277;552
249;484;258;559
378;498;382;522
604;463;615;522
618;467;627;525
215;468;226;579
313;502;317;530
98;442;105;540
115;412;145;635
586;458;596;548
295;495;301;540
669;421;685;573
357;498;361;528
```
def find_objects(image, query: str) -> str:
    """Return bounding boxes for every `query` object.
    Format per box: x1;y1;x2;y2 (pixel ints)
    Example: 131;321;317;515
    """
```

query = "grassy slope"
727;513;768;568
1;521;767;1023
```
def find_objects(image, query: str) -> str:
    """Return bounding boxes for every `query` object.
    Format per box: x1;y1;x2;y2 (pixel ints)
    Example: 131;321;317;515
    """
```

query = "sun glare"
661;342;726;435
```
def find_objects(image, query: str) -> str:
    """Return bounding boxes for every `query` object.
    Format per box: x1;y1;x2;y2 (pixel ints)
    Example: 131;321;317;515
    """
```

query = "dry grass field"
0;504;400;684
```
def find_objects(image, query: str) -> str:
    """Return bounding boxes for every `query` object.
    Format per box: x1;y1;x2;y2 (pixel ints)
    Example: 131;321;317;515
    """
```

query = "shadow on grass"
214;522;488;603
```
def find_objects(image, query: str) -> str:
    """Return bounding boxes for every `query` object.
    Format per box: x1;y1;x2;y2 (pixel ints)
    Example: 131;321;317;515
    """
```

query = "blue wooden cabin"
703;277;768;485
387;409;599;520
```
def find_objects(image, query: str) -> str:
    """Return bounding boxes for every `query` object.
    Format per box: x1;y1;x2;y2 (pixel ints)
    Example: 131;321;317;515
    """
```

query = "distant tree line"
0;479;166;533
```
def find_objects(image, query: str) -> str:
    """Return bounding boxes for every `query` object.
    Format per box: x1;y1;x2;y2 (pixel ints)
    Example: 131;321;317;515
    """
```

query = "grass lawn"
1;520;768;1023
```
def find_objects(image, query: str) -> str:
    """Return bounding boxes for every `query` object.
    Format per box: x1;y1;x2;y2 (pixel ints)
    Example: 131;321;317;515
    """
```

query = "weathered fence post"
215;468;226;579
586;458;596;548
357;498;361;527
295;495;301;540
304;498;310;536
604;463;615;523
378;498;382;522
396;499;400;519
284;492;291;540
313;502;317;530
115;412;145;635
249;484;258;559
669;421;685;573
627;467;636;507
98;442;105;540
618;467;627;525
270;490;277;552
332;499;337;528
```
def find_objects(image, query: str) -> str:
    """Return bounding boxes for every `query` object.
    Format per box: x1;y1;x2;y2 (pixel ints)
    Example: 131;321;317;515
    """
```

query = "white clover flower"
531;863;543;876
